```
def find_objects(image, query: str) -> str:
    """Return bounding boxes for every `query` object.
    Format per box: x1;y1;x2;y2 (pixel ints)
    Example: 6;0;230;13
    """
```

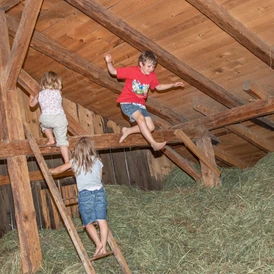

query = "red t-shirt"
116;66;159;105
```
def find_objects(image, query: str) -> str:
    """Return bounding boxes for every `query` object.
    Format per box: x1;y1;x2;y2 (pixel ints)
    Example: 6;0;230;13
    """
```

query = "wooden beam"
213;146;247;169
0;10;9;140
6;15;186;126
64;0;274;130
193;100;274;152
242;80;268;100
0;0;21;11
0;2;43;272
164;146;202;182
173;97;274;135
0;98;274;159
196;133;221;187
0;170;74;186
3;0;43;90
175;129;221;176
186;0;274;69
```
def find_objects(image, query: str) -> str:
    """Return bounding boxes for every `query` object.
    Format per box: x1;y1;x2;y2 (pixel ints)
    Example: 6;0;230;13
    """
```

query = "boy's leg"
97;220;109;255
60;145;70;163
43;128;55;145
120;111;166;151
85;223;103;257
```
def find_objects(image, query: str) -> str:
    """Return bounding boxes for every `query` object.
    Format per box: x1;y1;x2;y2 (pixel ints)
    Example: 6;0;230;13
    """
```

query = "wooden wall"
0;88;175;237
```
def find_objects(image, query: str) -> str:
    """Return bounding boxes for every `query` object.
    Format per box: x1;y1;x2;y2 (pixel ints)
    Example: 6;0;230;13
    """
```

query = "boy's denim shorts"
78;187;107;226
120;103;150;122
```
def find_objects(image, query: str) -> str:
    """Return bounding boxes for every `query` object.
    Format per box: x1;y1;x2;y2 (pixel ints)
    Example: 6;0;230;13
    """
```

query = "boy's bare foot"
119;127;129;143
152;141;166;151
46;139;55;145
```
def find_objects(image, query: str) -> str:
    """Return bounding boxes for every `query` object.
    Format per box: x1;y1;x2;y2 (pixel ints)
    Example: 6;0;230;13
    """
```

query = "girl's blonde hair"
71;137;99;176
40;71;62;90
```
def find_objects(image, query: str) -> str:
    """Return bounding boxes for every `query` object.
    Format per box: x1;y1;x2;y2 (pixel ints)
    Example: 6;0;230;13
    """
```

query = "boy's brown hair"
138;51;158;66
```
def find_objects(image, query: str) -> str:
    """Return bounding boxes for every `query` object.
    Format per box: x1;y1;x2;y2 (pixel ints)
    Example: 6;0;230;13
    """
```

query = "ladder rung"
89;251;114;262
63;197;78;201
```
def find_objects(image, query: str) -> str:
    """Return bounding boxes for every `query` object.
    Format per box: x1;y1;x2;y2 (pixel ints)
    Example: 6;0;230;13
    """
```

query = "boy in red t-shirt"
104;51;184;151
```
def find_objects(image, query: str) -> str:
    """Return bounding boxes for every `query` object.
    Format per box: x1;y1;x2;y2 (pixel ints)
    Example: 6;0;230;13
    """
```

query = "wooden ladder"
23;122;131;274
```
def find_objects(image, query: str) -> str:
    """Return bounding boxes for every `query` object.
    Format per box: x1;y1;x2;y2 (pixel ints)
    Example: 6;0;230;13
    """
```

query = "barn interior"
1;0;274;273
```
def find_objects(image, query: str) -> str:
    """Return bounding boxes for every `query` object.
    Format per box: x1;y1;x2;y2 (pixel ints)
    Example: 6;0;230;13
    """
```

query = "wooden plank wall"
0;88;175;235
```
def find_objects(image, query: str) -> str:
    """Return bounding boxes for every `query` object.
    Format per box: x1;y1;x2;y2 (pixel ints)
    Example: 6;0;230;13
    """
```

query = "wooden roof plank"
186;0;274;68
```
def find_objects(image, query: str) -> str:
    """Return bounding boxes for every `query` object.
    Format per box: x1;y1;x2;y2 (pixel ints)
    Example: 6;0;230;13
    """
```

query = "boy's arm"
49;162;72;175
155;81;184;91
104;53;117;75
29;94;39;107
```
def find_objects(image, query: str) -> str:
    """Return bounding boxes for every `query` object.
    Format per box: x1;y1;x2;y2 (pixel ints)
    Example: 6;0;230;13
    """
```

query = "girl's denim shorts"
78;187;107;226
120;103;150;122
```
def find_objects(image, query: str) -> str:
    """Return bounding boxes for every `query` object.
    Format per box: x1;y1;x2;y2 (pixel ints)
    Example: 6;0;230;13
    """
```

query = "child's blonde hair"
71;137;99;176
40;71;62;90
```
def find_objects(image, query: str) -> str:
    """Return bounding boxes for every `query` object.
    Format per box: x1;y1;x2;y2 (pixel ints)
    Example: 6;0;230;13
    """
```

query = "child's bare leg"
97;220;108;255
60;145;70;163
119;125;140;143
134;112;166;151
44;128;55;145
85;223;103;257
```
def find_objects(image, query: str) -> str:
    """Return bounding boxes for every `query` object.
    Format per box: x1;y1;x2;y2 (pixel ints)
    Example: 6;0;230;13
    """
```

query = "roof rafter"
65;0;274;131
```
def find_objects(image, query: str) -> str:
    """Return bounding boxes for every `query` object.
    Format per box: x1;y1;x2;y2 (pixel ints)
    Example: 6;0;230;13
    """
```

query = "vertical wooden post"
196;132;221;187
0;1;44;272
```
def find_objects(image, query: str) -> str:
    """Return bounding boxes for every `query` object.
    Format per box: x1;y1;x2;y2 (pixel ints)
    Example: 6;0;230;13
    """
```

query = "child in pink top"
29;71;69;163
105;51;184;151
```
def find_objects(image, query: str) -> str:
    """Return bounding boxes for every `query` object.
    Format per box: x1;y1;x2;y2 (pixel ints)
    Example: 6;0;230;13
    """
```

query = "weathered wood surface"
175;129;221;176
186;0;274;68
0;1;43;272
196;133;221;187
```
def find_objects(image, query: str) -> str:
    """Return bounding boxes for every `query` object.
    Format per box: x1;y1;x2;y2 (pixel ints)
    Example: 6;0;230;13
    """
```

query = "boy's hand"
104;53;113;63
173;82;184;87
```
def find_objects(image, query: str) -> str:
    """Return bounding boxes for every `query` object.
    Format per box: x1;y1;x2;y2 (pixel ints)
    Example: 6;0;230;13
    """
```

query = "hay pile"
1;153;274;273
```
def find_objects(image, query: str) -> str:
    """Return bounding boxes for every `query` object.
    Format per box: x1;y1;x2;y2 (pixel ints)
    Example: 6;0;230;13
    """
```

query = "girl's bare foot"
119;127;129;143
46;139;55;145
152;141;166;151
94;243;103;257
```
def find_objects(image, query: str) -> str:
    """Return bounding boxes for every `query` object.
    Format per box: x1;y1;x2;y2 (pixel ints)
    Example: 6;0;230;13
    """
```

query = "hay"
2;153;274;273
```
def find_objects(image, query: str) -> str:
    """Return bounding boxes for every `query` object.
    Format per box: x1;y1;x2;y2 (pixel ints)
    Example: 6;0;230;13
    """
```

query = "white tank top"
38;89;64;115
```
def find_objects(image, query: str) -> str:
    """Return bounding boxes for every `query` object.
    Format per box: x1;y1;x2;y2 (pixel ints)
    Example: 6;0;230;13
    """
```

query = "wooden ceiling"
4;0;274;168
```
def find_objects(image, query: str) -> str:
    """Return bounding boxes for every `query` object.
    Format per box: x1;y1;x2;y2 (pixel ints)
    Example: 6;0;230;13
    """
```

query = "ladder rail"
23;123;96;274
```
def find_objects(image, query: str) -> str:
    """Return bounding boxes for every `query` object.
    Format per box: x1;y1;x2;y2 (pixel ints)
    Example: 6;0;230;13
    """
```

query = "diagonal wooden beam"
213;146;247;169
193;100;274;152
173;97;274;136
64;0;274;130
0;0;22;11
175;129;221;176
186;0;274;69
3;0;43;91
6;15;186;126
0;10;9;140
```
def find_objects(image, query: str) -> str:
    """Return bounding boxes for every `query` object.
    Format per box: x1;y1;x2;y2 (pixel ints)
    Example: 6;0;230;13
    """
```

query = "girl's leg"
97;220;109;255
60;145;70;163
120;111;166;151
44;128;55;145
85;223;103;257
